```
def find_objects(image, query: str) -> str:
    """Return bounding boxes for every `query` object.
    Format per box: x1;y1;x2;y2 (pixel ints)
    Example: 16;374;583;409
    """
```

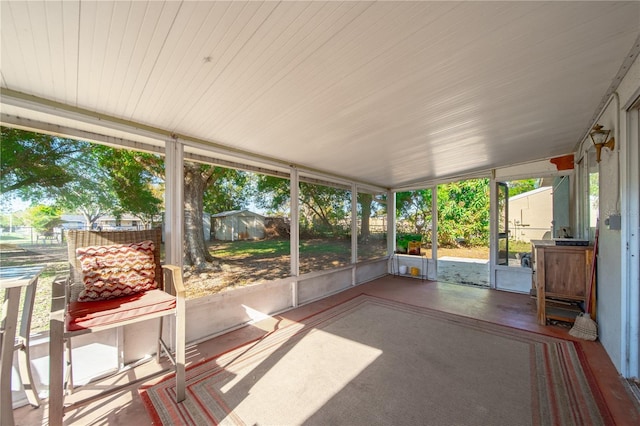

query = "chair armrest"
49;276;68;426
50;276;68;324
162;265;185;300
162;264;186;402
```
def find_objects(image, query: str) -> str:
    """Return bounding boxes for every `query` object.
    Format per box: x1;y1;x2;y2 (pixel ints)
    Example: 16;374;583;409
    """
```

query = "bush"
396;233;422;253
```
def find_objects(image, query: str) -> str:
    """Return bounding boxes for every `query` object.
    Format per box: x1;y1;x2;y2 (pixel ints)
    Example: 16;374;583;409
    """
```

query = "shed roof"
509;186;552;202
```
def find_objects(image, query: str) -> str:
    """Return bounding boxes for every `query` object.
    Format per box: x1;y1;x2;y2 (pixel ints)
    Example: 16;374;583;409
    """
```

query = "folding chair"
49;229;185;426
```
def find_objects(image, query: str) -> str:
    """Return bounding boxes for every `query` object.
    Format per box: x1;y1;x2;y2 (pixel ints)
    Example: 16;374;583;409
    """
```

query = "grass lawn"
209;239;291;258
0;230;43;246
210;237;386;259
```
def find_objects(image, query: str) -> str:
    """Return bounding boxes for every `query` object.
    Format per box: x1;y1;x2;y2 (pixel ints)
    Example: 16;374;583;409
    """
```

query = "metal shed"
211;210;265;241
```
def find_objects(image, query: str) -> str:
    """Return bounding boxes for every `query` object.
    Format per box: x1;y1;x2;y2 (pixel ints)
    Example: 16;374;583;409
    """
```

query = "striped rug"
140;294;611;425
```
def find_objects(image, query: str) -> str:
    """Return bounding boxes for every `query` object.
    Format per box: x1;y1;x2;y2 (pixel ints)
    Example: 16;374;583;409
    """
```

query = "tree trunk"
359;193;372;241
183;162;214;270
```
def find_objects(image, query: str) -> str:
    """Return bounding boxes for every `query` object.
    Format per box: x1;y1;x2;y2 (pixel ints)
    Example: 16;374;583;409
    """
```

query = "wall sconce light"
589;124;615;163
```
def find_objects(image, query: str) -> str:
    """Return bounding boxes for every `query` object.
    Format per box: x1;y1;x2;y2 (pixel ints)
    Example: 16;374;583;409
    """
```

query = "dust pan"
569;221;599;341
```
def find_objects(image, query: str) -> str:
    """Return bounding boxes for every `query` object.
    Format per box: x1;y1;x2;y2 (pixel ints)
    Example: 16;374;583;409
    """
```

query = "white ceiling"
1;1;639;189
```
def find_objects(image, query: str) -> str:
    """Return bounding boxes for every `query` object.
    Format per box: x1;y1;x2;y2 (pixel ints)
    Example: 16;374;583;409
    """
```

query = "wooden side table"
1;266;44;426
531;241;593;325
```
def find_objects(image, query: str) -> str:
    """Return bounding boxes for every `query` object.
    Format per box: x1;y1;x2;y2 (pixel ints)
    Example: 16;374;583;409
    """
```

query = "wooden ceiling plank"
1;2;39;95
101;1;150;113
122;1;185;117
111;1;174;117
95;1;135;112
165;1;281;130
75;1;101;108
207;1;373;137
138;1;224;123
179;1;318;136
26;1;58;102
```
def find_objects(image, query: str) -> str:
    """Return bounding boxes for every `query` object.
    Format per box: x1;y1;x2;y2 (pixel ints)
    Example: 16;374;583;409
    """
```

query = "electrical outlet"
605;214;621;230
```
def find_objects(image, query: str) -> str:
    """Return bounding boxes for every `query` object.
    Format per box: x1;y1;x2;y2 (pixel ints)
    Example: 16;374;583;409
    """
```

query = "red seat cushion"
66;289;176;332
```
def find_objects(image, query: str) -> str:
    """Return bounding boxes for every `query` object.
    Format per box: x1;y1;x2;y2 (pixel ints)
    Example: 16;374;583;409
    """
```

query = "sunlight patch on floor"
242;304;273;323
221;330;382;425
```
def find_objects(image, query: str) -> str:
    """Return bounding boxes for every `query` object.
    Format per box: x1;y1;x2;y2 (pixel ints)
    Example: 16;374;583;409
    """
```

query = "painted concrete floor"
12;276;640;425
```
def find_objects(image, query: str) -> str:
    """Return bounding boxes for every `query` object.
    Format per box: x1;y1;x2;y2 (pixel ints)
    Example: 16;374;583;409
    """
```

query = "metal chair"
49;229;185;426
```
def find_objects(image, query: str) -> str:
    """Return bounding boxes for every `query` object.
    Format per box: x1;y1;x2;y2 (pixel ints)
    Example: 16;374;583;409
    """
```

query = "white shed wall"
508;187;553;242
213;213;266;241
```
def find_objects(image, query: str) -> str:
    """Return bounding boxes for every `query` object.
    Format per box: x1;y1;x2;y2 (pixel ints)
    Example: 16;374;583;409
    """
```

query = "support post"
351;184;358;285
387;190;396;258
431;186;438;279
165;138;184;268
489;171;498;289
290;167;300;306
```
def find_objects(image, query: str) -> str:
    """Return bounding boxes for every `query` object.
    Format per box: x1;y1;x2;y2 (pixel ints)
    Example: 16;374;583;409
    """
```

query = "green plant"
396;233;422;253
23;205;62;232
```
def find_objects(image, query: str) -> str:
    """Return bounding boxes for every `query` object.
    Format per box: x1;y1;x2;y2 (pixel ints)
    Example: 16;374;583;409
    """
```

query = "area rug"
140;294;611;425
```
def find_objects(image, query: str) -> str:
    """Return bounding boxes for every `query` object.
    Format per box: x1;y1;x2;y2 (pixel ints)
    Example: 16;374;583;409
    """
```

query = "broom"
569;222;599;341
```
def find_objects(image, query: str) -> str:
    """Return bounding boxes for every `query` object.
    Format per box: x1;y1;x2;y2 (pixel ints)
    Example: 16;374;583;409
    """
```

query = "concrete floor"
12;275;640;425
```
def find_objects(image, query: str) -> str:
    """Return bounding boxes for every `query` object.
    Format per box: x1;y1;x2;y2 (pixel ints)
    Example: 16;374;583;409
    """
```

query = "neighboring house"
60;214;86;230
508;187;553;242
96;214;142;231
212;210;265;241
60;214;143;230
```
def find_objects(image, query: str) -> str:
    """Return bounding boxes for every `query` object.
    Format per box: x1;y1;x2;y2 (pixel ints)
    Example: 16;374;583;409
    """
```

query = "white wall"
584;53;640;377
625;105;640;379
508;187;553;242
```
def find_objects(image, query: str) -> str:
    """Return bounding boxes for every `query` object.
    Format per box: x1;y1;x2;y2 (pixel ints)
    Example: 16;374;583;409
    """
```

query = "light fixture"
589;124;615;163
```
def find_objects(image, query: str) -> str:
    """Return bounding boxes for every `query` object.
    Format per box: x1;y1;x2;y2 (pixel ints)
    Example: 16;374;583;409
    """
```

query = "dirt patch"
183;250;353;299
184;255;292;299
399;246;490;260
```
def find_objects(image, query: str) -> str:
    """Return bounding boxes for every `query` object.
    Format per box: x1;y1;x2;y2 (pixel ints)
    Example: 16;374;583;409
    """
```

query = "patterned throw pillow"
76;240;158;302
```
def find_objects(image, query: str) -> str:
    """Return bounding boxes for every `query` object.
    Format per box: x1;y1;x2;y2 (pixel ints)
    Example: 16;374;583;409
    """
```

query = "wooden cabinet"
531;241;594;325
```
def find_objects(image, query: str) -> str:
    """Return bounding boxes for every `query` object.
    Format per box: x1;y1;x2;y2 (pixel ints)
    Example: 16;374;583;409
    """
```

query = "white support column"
387;190;396;257
290;167;300;306
165;138;184;268
621;105;639;378
431;186;438;279
351;184;358;285
352;184;358;260
489;171;498;289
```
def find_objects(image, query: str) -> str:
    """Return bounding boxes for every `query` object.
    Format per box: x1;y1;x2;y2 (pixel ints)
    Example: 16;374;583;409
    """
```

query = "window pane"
199;173;291;296
299;182;351;273
357;191;387;261
395;189;432;258
499;177;554;268
436;179;490;287
587;149;599;240
1;134;165;333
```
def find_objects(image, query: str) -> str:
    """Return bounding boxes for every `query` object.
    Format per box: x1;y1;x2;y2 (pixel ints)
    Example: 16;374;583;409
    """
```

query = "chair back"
66;228;164;302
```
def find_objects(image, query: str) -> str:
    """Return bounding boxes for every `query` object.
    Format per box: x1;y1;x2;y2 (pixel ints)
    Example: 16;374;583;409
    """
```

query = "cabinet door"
543;248;589;299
